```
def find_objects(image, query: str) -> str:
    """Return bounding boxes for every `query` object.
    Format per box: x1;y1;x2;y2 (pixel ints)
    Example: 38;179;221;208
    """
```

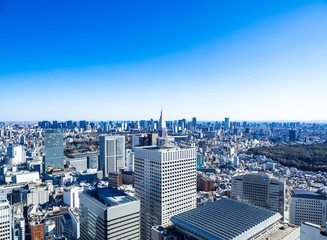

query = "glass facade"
44;129;64;170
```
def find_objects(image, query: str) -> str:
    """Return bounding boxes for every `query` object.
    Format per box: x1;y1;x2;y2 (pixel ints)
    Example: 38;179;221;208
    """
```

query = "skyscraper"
224;117;230;129
80;187;140;240
99;135;125;177
0;199;12;240
192;117;197;129
231;172;285;219
158;108;167;138
134;110;197;239
289;129;296;141
44;129;64;171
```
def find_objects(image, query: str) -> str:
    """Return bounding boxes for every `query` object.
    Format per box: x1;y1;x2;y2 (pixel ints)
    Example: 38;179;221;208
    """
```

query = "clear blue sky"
1;0;326;121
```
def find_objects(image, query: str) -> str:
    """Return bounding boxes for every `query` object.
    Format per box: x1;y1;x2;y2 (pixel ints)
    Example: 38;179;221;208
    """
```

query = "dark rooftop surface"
290;190;327;200
88;187;136;207
171;198;282;240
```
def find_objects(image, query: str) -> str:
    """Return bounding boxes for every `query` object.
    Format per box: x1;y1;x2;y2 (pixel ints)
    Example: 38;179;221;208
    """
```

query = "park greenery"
247;144;327;172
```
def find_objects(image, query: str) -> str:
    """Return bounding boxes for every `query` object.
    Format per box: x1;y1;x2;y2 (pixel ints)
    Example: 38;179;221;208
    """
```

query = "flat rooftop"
256;222;299;240
171;198;282;240
290;190;327;200
96;187;136;207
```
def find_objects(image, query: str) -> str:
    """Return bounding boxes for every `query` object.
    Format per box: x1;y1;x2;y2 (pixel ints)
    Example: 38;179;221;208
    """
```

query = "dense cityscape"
2;1;327;240
0;111;326;239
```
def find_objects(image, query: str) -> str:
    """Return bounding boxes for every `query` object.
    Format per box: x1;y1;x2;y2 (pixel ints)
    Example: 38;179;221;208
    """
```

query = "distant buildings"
290;190;327;226
192;117;197;129
99;135;125;177
80;187;140;240
158;109;167;138
44;129;64;171
134;141;197;239
224;117;230;130
289;129;297;141
231;171;285;219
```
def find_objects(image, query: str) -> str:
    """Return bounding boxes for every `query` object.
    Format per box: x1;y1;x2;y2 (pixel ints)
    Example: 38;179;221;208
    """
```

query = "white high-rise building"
6;145;25;165
63;186;83;208
0;199;12;240
126;149;135;172
135;109;197;240
99;135;125;177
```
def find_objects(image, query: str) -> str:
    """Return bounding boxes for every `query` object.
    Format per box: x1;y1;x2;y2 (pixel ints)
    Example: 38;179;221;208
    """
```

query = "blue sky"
1;0;326;121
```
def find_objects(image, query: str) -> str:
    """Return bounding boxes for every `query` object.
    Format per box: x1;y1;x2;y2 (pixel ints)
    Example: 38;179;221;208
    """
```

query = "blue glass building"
44;129;64;171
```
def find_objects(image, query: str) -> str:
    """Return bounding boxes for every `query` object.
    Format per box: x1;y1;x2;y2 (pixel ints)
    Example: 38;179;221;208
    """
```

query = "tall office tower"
290;190;327;226
20;135;25;145
182;118;187;129
289;129;296;141
80;187;140;240
0;199;12;240
99;135;125;177
0;128;4;137
134;136;197;239
231;172;285;219
192;117;197;129
44;129;64;171
158;109;167;138
224;117;230;129
126;149;135;171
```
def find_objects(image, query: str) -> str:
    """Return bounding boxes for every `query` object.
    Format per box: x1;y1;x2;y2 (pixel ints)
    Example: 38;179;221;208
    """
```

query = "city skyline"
1;0;327;121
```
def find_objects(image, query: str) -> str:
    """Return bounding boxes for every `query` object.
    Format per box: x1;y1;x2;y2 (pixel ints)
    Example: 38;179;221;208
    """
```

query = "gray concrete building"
231;171;285;219
99;135;125;177
72;152;99;169
290;190;327;226
80;187;140;240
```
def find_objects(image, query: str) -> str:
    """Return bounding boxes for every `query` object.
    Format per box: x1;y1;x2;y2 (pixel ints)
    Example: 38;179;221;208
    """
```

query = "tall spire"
159;107;167;138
